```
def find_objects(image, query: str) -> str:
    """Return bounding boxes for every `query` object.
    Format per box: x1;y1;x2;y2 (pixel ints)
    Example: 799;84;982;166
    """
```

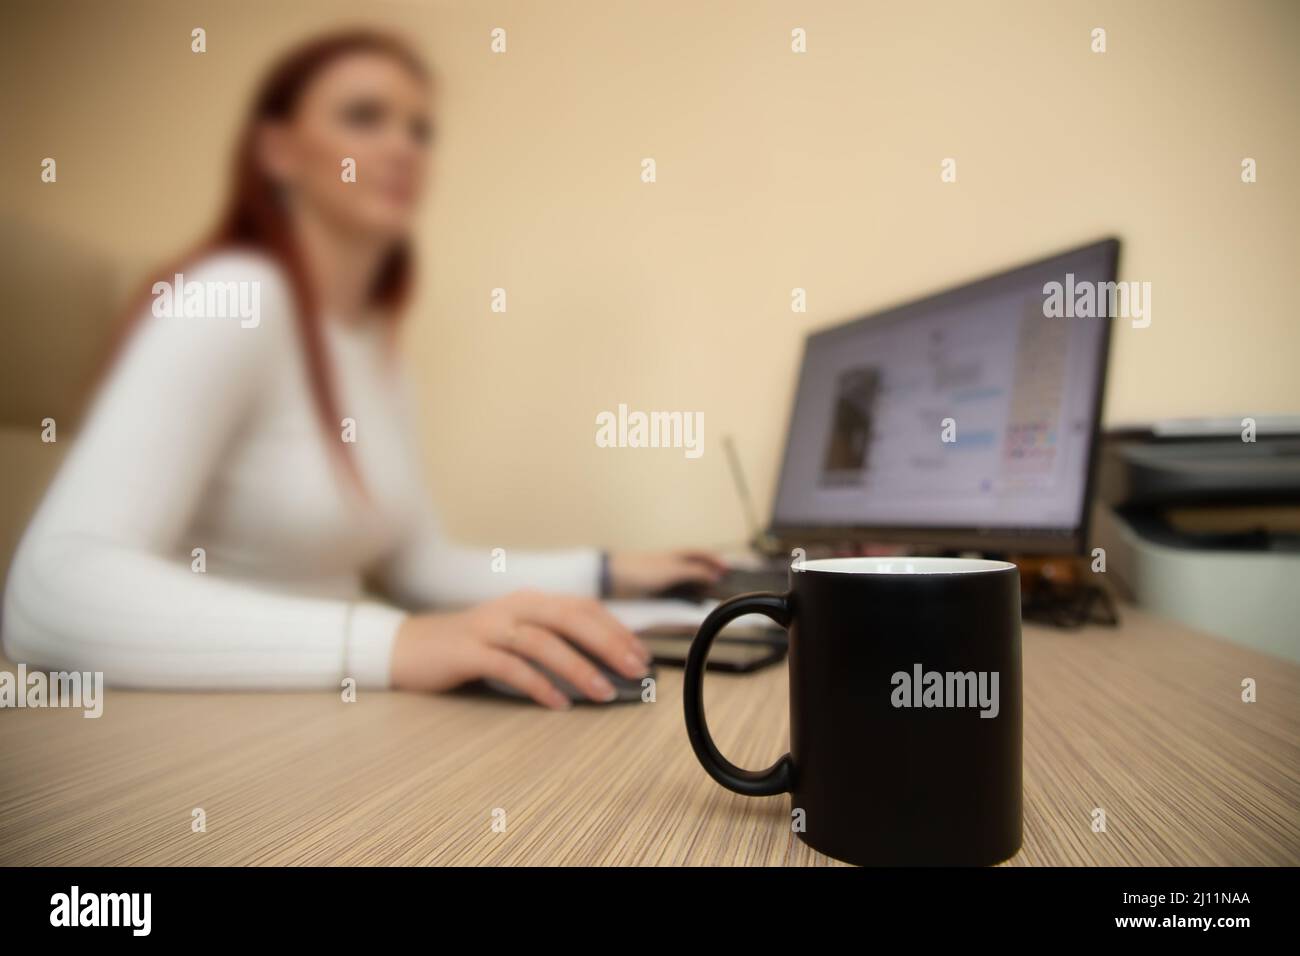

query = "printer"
1093;416;1300;662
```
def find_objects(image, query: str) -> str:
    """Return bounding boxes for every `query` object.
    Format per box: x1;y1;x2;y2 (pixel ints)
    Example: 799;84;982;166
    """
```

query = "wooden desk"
1;609;1296;865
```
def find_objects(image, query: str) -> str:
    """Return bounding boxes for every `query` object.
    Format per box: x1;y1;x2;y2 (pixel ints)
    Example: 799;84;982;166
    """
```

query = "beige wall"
2;0;1297;551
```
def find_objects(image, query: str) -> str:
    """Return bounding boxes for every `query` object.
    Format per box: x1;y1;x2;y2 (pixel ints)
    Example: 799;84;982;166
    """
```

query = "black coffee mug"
683;556;1022;866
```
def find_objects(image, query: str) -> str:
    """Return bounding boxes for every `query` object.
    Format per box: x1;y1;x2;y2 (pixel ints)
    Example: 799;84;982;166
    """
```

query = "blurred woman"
1;31;724;709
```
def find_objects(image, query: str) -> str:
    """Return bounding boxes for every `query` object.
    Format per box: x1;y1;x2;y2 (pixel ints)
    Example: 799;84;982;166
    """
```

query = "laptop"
663;237;1119;603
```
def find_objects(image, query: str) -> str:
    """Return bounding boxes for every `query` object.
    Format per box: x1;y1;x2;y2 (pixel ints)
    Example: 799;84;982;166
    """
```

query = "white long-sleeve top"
1;251;599;689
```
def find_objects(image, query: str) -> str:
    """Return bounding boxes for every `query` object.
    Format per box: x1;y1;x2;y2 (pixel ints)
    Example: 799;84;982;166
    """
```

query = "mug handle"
683;592;794;796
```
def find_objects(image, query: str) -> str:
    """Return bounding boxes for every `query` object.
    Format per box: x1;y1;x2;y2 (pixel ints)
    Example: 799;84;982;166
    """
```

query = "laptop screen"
771;239;1117;552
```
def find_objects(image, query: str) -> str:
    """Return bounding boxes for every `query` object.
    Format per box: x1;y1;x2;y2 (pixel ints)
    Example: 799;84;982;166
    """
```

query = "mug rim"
797;556;1016;575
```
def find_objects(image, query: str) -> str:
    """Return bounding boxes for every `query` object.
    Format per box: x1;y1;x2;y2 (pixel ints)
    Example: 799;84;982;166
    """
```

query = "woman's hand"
607;549;729;598
389;590;653;709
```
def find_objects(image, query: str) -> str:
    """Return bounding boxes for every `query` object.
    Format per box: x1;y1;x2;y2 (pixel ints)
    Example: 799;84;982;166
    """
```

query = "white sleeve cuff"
345;602;405;689
531;547;602;598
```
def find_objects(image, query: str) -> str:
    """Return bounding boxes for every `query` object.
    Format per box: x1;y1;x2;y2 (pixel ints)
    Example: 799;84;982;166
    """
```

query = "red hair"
109;29;430;494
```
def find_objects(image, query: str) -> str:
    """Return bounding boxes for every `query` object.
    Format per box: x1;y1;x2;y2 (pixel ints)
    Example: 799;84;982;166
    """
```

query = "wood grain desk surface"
1;608;1296;866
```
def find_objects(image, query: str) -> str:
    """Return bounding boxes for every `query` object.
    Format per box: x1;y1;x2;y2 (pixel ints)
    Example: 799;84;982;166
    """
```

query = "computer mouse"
483;651;655;704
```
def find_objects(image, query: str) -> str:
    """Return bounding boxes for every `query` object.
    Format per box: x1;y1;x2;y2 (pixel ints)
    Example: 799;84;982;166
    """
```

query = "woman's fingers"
516;594;649;680
678;549;730;577
495;624;620;703
570;597;654;673
474;644;571;711
667;556;724;584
